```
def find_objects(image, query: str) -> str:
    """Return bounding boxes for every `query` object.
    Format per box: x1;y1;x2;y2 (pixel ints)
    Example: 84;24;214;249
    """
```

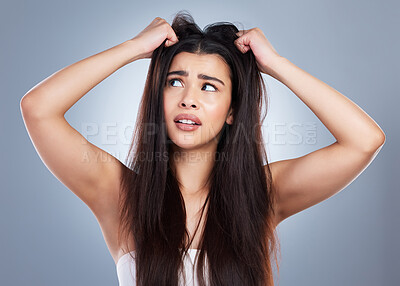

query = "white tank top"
116;248;208;286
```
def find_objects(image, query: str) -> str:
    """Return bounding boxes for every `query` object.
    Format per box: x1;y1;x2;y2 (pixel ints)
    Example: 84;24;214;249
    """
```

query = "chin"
169;138;201;152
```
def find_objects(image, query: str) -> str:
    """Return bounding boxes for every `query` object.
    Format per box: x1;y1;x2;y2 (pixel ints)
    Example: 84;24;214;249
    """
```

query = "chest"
183;196;209;249
185;212;207;249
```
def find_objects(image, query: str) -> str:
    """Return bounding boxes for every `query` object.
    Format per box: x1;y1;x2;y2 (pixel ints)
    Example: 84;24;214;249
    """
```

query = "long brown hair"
118;10;281;286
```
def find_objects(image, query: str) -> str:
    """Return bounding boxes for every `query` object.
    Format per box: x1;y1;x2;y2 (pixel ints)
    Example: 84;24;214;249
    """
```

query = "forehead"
168;52;231;82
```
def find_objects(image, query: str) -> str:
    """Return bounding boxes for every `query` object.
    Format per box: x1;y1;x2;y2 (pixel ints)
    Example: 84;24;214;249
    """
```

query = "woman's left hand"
234;28;282;76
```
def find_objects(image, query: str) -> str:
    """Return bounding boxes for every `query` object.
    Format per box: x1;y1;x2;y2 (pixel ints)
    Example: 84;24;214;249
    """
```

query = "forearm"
268;56;386;151
21;39;143;117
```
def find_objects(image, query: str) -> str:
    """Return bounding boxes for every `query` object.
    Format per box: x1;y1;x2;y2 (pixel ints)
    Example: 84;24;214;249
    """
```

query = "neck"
169;143;216;199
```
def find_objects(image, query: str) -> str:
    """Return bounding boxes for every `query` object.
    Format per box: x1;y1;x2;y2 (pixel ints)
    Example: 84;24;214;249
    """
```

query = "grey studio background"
1;0;398;285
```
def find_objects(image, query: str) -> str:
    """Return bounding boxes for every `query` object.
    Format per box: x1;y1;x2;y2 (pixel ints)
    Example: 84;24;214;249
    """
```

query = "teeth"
177;119;197;125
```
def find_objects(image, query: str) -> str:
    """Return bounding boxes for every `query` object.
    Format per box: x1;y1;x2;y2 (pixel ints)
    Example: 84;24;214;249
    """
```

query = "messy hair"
118;10;281;286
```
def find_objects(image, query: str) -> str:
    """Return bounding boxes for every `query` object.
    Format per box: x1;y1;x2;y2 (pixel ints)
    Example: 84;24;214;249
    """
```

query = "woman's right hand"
130;17;179;60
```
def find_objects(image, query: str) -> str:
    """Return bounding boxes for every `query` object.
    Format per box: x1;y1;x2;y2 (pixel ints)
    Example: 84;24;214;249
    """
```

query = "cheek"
207;108;225;122
163;96;174;121
202;101;230;137
204;99;230;122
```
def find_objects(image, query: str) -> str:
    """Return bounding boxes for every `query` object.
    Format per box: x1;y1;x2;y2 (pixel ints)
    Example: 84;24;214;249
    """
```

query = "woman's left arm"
266;55;385;151
235;28;386;226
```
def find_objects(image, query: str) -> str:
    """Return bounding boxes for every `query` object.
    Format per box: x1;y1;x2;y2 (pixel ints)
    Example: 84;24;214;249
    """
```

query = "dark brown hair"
118;10;281;286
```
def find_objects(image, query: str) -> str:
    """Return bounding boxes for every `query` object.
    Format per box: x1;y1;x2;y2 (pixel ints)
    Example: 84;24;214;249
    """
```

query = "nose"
179;100;198;109
179;88;199;109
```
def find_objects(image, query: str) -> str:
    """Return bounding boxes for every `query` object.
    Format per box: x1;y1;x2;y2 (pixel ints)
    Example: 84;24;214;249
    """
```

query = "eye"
202;82;218;92
168;78;183;87
167;78;218;92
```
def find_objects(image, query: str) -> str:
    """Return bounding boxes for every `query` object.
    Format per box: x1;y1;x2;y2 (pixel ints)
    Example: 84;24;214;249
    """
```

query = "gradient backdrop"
1;0;398;285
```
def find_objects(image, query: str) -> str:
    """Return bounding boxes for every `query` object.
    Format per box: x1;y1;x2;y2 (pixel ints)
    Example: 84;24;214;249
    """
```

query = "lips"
173;113;202;125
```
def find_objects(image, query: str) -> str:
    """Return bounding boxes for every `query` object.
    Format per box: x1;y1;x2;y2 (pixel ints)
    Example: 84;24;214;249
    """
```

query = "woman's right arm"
19;39;144;220
20;17;178;225
20;18;178;260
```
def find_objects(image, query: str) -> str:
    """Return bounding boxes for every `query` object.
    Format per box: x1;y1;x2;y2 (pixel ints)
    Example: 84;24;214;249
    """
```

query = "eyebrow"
166;70;225;86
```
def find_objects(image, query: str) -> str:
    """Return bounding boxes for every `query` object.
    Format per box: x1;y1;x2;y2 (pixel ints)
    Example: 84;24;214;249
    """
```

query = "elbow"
20;94;37;119
20;93;50;120
21;92;65;119
20;95;31;118
376;131;386;148
364;130;386;153
341;131;386;154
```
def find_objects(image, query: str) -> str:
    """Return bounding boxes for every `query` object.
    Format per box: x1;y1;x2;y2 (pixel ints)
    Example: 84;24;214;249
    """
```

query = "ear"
225;106;234;125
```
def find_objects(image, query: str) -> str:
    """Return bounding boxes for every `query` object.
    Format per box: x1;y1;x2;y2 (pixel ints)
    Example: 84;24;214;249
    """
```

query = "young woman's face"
163;52;233;150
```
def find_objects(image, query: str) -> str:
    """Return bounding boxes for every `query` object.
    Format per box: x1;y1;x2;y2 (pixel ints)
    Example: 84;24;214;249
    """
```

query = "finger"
234;35;246;48
165;37;179;47
236;30;245;37
165;30;179;47
236;33;250;47
239;44;250;53
234;38;250;53
234;41;245;53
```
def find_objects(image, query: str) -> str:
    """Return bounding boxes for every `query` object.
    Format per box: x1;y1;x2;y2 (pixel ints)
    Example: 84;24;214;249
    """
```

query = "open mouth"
174;119;201;126
174;120;201;131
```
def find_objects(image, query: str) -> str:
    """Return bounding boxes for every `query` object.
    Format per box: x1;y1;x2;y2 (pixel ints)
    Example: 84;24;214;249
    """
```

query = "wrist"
119;39;145;65
263;56;290;81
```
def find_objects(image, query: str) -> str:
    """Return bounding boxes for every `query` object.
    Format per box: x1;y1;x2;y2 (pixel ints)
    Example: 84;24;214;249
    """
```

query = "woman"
20;10;385;286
